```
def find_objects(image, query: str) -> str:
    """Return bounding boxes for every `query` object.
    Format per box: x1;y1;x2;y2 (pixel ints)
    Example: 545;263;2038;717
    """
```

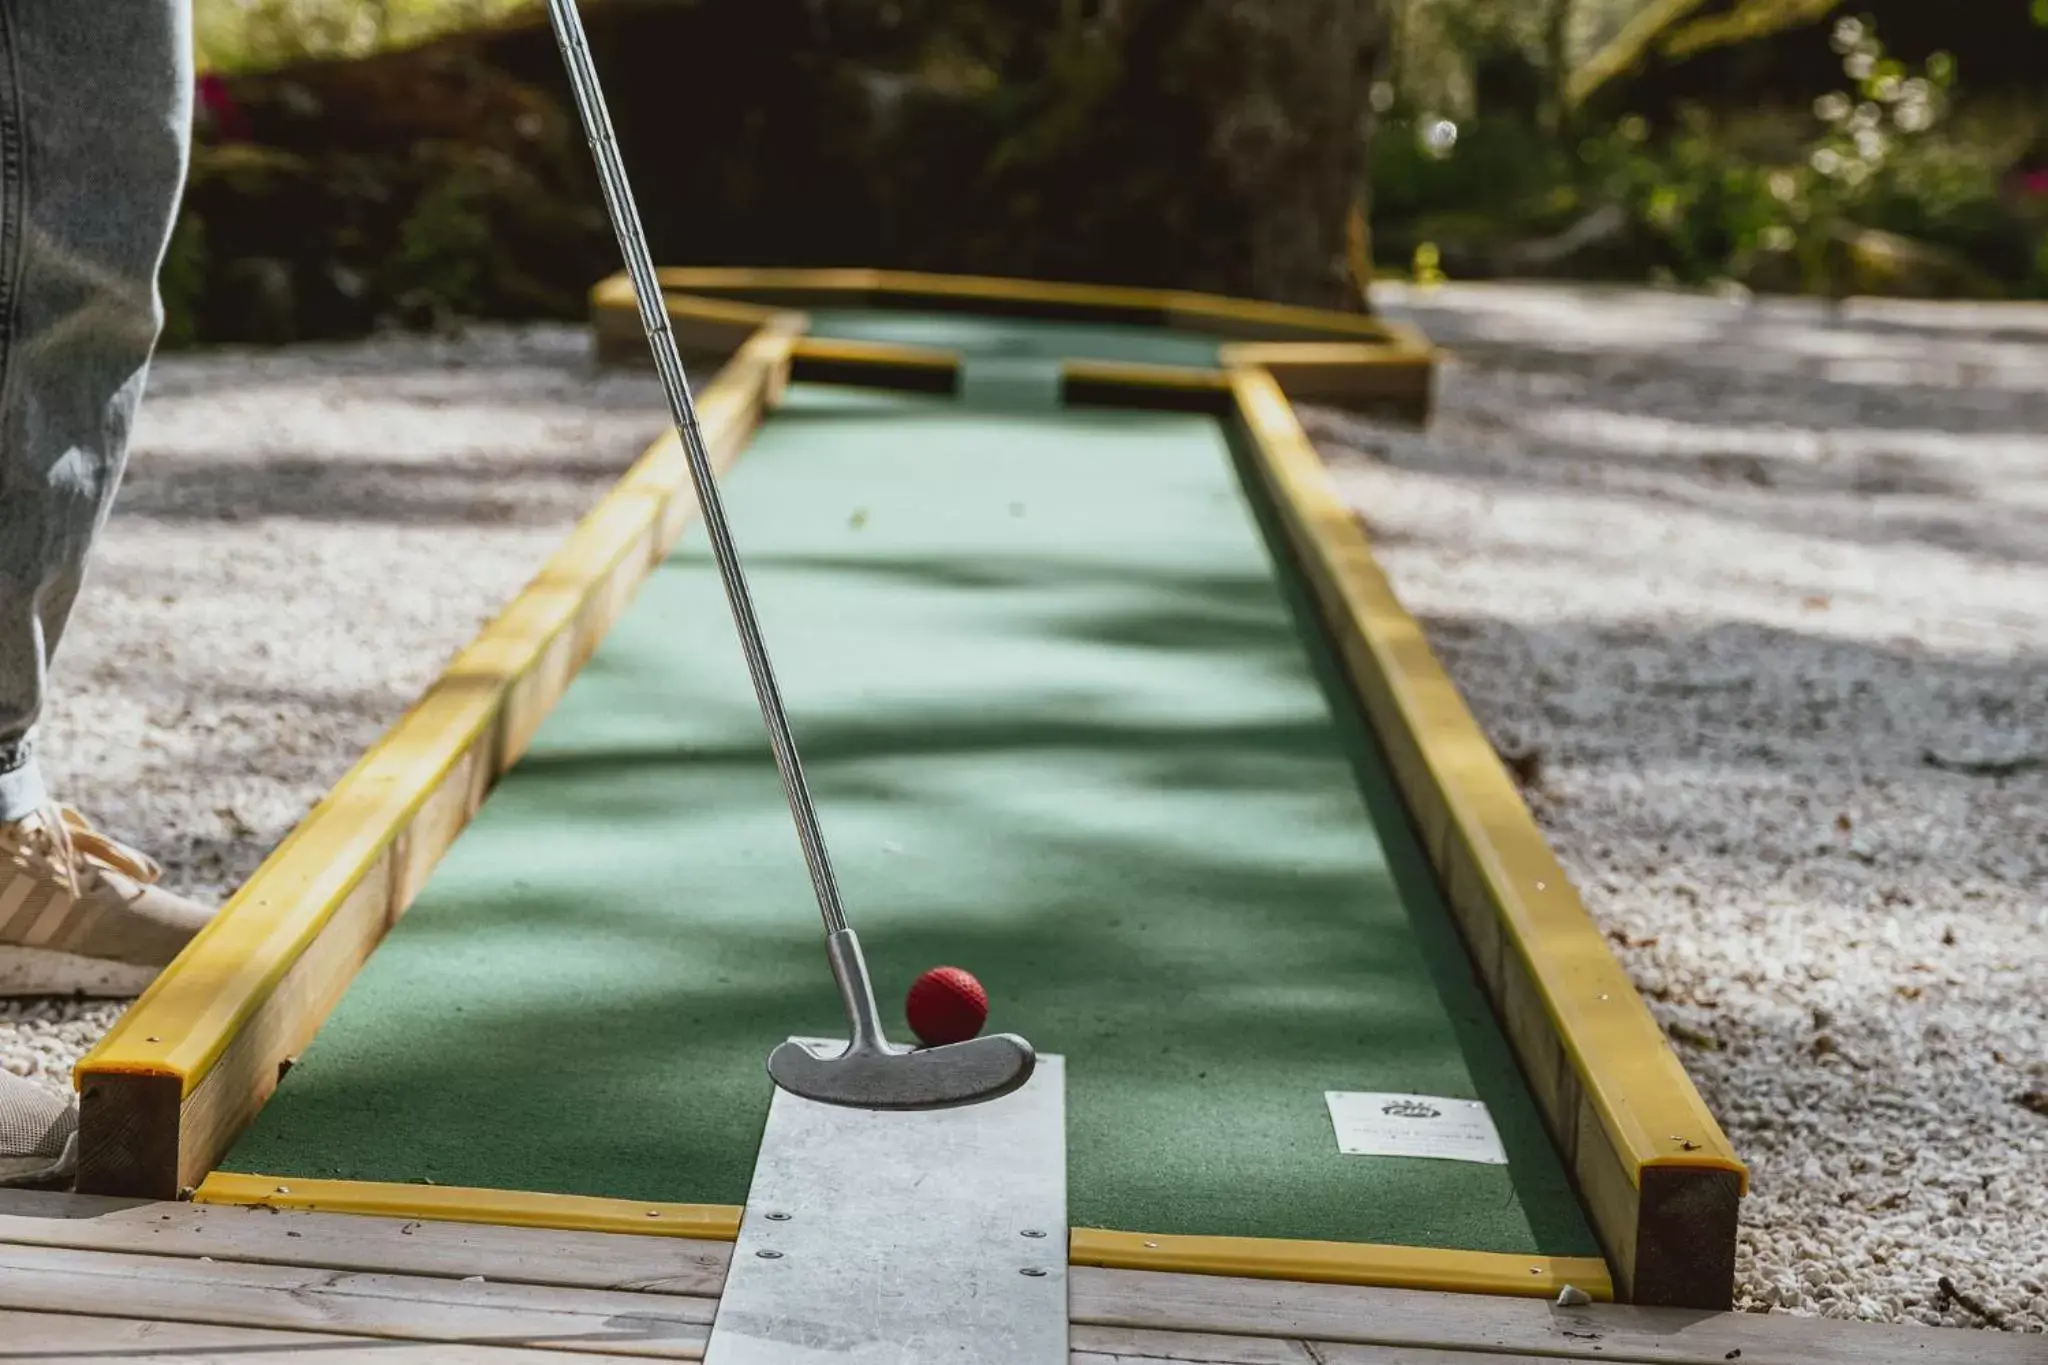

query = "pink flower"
195;72;249;142
2019;169;2048;198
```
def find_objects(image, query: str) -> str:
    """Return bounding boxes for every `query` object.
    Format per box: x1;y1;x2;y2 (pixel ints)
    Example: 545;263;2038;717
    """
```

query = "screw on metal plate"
1020;1267;1048;1278
757;1250;784;1260
765;1212;792;1221
1020;1229;1046;1239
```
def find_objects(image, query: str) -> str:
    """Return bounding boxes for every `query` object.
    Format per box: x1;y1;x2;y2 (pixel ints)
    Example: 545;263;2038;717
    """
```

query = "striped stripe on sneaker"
0;804;215;998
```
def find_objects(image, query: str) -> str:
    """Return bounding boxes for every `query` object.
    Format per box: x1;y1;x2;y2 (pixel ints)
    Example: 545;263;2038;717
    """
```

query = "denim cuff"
0;744;45;823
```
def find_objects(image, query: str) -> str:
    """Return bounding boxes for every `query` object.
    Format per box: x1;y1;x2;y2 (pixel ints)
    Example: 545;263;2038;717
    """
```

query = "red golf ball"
905;966;988;1047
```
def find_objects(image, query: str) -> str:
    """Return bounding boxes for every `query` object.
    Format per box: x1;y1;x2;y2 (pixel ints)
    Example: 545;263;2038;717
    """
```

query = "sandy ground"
3;285;2042;1334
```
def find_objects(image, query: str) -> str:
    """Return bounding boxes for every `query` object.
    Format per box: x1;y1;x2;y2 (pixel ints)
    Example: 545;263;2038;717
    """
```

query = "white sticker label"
1324;1091;1509;1165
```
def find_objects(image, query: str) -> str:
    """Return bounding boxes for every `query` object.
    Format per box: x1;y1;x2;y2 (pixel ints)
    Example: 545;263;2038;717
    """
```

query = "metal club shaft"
543;0;849;938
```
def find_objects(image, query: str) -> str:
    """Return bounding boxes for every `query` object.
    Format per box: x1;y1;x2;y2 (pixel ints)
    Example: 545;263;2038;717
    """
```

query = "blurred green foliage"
158;205;209;349
1373;6;2043;297
195;0;529;71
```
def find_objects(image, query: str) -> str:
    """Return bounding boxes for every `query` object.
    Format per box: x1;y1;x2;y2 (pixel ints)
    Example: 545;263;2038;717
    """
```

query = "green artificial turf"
222;321;1597;1258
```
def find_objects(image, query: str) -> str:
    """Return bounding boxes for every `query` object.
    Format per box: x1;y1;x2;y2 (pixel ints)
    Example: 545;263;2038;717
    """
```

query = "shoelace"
2;804;162;895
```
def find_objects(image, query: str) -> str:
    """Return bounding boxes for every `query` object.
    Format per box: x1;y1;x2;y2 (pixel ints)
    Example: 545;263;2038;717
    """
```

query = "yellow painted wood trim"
1374;317;1438;356
661;292;785;332
656;266;888;297
599;267;1414;347
649;266;1162;314
1216;341;1436;425
590;272;783;331
193;1173;742;1242
1218;340;1433;369
1071;1229;1613;1301
1059;358;1231;392
76;321;801;1095
1226;364;1746;1195
790;334;960;372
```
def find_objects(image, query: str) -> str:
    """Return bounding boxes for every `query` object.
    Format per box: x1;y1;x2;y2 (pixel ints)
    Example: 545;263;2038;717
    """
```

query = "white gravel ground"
4;286;2041;1338
1312;281;2046;1335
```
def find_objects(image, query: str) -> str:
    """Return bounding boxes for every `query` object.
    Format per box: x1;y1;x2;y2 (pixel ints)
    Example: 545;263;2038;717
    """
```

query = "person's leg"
0;0;192;812
0;0;214;1012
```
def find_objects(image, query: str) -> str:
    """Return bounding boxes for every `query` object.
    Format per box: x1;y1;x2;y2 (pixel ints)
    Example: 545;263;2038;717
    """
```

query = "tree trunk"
1187;0;1394;311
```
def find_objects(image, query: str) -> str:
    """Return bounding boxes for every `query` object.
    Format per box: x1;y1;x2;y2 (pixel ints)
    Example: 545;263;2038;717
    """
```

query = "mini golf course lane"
220;325;1598;1260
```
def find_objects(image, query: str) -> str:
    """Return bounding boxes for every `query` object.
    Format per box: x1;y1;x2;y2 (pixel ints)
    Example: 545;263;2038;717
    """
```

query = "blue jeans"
0;3;192;822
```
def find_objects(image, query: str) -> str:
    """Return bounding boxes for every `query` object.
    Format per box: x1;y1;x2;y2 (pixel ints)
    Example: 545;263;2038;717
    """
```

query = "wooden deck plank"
0;1188;727;1295
0;1307;644;1362
19;1310;1561;1365
1071;1329;1578;1364
1072;1326;1316;1362
1299;1352;1594;1365
2;1194;2018;1365
1071;1266;2040;1365
0;1241;714;1359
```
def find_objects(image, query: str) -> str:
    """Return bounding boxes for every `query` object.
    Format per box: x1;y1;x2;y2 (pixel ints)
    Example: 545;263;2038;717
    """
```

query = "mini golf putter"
543;0;1035;1112
767;929;1035;1111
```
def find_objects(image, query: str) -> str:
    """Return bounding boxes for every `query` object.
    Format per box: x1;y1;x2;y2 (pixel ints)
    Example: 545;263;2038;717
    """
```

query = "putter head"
767;1032;1036;1111
771;927;1038;1110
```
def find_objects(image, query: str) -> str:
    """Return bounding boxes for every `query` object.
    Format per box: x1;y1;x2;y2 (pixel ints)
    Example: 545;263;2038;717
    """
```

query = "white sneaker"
0;803;216;997
0;1070;75;1187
